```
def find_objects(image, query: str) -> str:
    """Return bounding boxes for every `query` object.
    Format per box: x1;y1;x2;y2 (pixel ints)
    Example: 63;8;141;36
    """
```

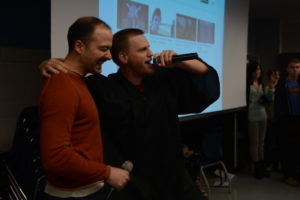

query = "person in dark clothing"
274;58;300;186
40;28;220;200
264;67;280;171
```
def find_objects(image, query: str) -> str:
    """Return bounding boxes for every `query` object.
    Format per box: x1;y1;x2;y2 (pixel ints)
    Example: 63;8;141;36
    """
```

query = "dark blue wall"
0;1;50;48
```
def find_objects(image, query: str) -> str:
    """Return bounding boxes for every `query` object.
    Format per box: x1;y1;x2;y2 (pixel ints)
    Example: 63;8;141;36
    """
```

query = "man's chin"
88;70;101;75
142;68;155;77
94;66;102;74
95;69;102;74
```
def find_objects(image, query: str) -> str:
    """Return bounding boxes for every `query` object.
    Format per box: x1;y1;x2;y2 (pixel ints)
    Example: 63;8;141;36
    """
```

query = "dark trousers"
277;116;300;177
264;120;280;166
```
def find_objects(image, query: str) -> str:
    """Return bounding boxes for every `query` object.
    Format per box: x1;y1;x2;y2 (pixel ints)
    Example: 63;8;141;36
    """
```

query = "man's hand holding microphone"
105;161;133;200
106;166;130;190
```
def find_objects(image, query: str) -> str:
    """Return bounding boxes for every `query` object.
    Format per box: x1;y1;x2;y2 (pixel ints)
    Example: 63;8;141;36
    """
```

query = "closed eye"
99;46;110;52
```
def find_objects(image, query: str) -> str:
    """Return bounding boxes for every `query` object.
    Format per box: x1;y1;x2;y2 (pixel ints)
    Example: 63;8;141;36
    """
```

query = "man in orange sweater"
39;17;129;200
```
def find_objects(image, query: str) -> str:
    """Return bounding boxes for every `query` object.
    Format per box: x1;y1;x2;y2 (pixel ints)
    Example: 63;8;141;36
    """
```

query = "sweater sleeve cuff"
104;165;111;180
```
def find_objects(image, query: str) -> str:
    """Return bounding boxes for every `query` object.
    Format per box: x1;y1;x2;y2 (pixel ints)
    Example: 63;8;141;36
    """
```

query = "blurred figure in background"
264;67;280;172
150;8;162;34
246;61;269;179
274;58;300;186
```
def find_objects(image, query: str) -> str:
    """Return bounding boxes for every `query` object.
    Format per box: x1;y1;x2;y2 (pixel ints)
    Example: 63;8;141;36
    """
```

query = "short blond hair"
288;58;300;66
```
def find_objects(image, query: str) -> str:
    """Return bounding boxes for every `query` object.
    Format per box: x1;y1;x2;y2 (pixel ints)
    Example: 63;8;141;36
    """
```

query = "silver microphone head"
121;161;133;172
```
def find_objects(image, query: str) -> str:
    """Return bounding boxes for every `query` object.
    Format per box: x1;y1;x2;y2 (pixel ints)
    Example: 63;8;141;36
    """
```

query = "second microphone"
152;52;198;64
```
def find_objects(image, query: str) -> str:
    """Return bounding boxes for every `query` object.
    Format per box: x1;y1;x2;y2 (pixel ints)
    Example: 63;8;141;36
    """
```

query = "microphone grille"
153;57;160;64
121;161;133;172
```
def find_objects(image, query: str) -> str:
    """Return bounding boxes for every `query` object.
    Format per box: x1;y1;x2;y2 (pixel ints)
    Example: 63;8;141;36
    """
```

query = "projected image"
98;0;225;114
198;19;215;44
150;8;175;37
117;0;149;32
176;14;197;41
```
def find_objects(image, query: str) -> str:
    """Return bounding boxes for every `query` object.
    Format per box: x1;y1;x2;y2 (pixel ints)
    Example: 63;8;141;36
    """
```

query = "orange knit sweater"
39;73;109;188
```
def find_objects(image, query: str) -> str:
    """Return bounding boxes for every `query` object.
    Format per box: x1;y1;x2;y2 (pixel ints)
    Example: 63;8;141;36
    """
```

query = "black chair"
0;159;28;200
4;106;45;200
183;129;232;200
197;132;232;199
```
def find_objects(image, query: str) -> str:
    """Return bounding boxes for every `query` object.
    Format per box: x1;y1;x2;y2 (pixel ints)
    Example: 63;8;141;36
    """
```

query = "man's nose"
148;49;153;57
105;51;112;60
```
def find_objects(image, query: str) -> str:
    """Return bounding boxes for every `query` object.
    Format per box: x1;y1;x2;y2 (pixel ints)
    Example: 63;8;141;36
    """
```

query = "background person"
274;58;300;186
264;67;280;171
246;61;268;179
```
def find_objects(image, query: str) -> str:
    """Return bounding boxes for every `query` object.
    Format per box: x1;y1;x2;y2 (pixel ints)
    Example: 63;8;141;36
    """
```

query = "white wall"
51;0;250;113
0;47;49;152
222;0;249;110
51;0;99;57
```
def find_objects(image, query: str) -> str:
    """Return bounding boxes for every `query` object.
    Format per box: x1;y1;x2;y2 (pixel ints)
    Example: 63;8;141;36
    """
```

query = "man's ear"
74;40;85;54
118;51;128;64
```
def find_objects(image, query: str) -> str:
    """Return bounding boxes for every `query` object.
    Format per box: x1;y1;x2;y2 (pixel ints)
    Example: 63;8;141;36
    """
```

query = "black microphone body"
152;52;198;64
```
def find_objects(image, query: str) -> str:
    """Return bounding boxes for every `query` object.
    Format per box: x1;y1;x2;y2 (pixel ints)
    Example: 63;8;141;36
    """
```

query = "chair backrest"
5;106;45;200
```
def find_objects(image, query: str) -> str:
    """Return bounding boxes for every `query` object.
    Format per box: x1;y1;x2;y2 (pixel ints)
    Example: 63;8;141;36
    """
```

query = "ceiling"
249;0;300;20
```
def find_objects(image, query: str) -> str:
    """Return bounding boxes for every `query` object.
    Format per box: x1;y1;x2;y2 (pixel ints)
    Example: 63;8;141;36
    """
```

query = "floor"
208;167;300;200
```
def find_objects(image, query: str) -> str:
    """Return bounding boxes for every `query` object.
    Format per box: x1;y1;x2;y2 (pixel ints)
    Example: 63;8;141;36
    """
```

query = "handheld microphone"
121;161;133;172
152;52;198;64
105;161;133;200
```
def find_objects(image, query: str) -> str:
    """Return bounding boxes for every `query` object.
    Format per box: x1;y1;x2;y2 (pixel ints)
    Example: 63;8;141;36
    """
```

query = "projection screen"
51;0;249;118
